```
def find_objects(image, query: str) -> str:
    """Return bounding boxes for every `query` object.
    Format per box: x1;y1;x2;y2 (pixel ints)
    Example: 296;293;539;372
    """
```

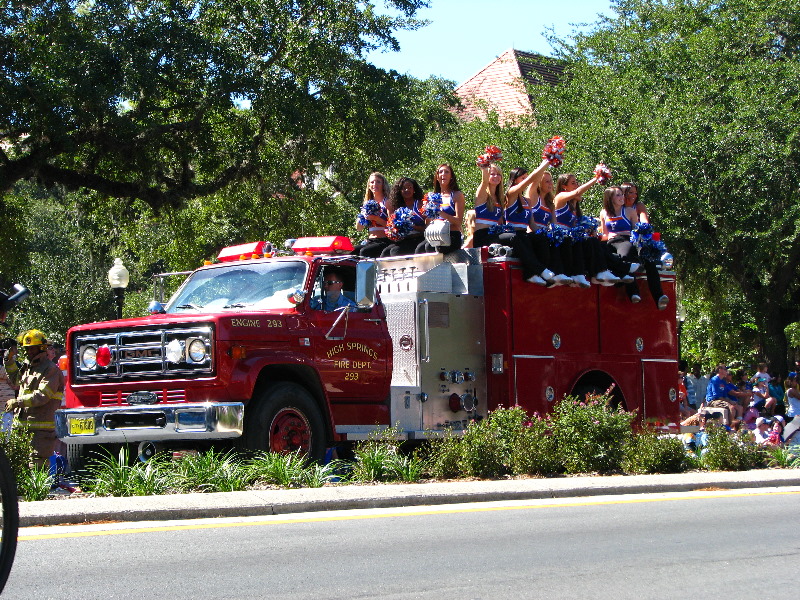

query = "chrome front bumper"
55;402;244;444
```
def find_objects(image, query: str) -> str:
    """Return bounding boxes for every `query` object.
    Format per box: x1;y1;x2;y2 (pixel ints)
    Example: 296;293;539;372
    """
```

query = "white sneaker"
596;270;620;283
553;274;572;285
592;277;615;286
573;274;591;288
658;295;669;310
628;262;642;273
539;268;555;282
526;274;547;286
631;294;642;304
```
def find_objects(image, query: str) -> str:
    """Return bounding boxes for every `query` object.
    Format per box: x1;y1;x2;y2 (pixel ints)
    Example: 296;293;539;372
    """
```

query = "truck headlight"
81;346;97;369
187;338;207;363
165;339;184;363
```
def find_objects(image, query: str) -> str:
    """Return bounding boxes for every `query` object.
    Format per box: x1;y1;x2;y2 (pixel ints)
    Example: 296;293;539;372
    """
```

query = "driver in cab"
310;268;356;313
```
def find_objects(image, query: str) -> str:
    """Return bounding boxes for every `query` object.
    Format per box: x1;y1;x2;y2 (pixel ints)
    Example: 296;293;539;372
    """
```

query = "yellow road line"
19;488;800;541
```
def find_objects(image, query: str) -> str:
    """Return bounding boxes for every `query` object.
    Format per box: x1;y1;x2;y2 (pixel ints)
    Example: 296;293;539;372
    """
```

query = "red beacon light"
218;241;269;263
291;236;354;255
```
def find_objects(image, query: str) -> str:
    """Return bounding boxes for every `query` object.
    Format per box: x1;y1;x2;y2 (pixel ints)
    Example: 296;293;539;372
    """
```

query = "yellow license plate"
69;417;95;436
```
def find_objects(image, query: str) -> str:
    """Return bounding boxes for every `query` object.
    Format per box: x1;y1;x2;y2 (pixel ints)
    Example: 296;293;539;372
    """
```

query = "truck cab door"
306;263;391;414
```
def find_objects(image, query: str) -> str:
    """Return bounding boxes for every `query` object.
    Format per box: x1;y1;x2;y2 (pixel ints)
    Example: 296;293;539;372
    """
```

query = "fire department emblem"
635;337;644;352
668;388;677;402
545;386;555;402
551;334;561;350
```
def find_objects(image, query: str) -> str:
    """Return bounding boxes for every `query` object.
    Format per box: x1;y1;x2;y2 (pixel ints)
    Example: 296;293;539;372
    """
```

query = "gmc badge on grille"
127;391;159;405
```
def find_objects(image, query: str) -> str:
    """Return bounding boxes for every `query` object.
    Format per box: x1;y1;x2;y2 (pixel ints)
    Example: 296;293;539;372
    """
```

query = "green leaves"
0;0;431;209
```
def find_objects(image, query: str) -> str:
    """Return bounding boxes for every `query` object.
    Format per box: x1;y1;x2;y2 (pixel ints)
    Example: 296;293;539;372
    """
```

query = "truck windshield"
165;261;308;313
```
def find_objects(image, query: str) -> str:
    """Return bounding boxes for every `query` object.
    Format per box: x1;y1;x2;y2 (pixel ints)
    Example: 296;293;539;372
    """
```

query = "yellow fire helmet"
21;329;48;348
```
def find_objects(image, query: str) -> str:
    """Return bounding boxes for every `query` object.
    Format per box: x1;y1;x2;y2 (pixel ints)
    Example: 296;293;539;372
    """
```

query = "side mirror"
355;261;377;308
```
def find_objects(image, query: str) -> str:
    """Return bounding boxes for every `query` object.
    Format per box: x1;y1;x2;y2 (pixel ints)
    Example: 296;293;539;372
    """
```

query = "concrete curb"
19;469;800;527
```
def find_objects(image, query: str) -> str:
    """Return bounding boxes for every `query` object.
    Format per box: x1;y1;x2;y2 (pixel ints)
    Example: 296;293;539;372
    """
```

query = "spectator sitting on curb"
681;412;710;456
751;377;777;416
751;362;772;384
703;364;743;426
753;417;773;445
767;415;785;446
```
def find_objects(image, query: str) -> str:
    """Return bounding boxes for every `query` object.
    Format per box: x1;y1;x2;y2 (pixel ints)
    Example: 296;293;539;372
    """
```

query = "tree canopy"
0;0;453;210
529;0;800;372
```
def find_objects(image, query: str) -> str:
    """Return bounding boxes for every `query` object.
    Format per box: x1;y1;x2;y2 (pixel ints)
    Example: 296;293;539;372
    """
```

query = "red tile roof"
455;48;565;121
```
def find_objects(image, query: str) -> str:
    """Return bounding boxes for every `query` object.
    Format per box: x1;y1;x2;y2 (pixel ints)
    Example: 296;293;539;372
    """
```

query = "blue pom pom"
548;227;567;247
362;199;383;217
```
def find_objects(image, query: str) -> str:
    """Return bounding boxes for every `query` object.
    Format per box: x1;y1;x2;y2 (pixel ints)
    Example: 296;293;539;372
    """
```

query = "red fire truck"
55;237;679;460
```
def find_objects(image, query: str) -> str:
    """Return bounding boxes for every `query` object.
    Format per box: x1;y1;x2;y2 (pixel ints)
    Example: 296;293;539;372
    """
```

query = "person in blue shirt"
704;364;743;424
310;269;356;313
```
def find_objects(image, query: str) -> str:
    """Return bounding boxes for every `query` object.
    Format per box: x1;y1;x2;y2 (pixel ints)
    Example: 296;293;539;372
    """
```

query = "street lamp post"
108;258;130;320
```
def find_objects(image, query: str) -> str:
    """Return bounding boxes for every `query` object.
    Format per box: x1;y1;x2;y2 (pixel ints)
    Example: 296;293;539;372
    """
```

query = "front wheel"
245;382;327;462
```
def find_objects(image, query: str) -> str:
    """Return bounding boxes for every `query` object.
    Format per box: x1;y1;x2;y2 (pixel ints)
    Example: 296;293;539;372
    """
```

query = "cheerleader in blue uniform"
353;172;390;257
380;177;426;257
506;160;570;285
600;186;668;309
415;164;465;254
472;162;515;248
621;182;649;222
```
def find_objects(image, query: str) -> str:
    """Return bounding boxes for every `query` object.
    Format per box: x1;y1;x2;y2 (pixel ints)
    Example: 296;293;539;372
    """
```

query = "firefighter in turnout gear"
3;329;65;466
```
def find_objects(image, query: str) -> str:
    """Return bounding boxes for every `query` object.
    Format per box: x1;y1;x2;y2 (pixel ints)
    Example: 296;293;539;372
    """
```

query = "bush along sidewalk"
5;394;799;499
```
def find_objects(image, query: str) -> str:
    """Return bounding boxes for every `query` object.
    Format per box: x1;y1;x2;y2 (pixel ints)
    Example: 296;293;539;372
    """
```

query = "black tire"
245;382;326;462
0;447;18;593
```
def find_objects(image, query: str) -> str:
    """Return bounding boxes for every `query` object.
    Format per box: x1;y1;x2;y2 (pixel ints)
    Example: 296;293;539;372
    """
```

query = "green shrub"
457;417;509;479
18;464;53;502
510;415;561;476
423;432;463;480
551;395;634;474
83;447;171;497
623;430;689;474
762;445;800;468
701;426;765;471
299;461;343;488
0;422;35;494
350;440;398;482
170;449;248;492
248;450;314;488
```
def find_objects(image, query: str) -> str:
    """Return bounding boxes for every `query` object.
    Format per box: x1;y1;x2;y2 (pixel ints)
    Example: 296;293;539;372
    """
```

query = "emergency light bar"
217;241;271;262
291;236;353;255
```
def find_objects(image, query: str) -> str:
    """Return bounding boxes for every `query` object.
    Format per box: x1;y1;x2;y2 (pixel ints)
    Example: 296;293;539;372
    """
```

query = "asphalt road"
7;486;799;599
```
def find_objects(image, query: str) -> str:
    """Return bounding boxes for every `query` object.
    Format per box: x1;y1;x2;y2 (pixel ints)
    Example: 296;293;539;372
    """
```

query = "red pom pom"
542;136;566;168
593;162;612;185
484;145;503;162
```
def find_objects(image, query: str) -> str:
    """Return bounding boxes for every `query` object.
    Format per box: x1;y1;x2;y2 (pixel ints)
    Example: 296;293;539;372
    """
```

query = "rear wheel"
245;382;326;461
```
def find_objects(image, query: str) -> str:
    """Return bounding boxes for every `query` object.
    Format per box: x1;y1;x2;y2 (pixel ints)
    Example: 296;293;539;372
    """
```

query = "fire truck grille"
99;389;188;406
72;326;214;382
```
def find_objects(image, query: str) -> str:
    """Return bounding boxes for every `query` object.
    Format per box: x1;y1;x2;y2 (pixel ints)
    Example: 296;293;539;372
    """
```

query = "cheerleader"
472;161;515;248
553;173;619;287
621;182;649;222
462;210;476;249
353;172;390;257
380;177;426;257
415;164;465;254
506;160;569;285
600;185;668;309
